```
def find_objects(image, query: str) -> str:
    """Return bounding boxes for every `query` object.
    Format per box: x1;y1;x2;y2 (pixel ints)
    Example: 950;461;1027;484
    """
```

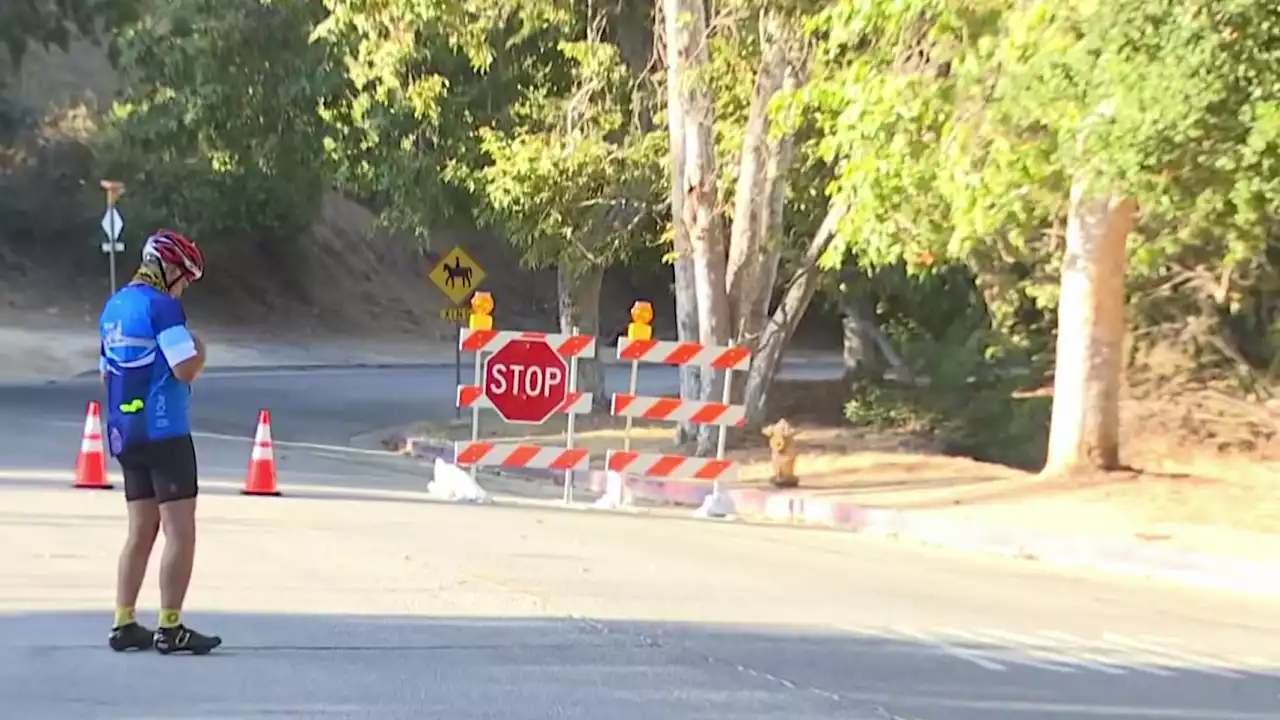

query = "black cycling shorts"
117;434;199;504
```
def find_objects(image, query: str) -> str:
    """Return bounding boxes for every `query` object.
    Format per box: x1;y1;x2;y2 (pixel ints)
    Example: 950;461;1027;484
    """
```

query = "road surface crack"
607;628;913;719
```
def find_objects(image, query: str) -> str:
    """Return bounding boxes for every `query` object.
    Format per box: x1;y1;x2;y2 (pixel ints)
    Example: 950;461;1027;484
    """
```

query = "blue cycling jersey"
98;283;198;456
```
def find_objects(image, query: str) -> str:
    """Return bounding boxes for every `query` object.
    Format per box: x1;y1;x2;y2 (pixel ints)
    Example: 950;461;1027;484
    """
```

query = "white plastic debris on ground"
427;457;490;503
694;490;735;519
592;471;631;510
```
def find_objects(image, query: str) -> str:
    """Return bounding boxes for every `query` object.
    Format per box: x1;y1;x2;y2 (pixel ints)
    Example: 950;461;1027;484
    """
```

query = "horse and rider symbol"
429;246;488;307
442;256;473;289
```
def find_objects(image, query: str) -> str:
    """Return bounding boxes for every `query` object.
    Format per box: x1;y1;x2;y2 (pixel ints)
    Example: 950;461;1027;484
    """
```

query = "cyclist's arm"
99;340;108;385
154;300;205;384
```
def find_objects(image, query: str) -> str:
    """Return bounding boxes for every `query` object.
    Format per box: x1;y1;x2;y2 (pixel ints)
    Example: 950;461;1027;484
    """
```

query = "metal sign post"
99;180;126;294
428;246;487;418
564;326;580;505
466;292;495;483
455;325;463;419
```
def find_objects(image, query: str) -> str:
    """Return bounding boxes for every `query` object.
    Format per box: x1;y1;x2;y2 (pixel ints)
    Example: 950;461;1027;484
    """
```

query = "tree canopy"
813;0;1280;349
5;0;1276;467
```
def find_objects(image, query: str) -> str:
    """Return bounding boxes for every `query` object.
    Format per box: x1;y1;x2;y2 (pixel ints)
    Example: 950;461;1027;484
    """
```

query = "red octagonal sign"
482;339;569;424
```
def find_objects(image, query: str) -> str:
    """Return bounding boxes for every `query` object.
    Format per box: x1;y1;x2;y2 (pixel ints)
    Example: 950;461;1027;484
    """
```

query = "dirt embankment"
0;39;706;346
0;40;538;341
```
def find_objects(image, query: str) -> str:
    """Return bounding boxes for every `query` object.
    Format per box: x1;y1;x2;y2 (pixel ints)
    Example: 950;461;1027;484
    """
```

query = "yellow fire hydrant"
762;418;799;489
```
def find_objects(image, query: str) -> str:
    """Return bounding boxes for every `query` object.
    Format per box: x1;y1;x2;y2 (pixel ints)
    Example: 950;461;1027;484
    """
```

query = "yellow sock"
158;609;182;629
113;606;136;628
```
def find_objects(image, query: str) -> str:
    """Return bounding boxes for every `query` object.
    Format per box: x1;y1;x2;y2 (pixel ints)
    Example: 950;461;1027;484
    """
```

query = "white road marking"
1145;644;1280;677
191;431;400;456
1100;633;1244;678
967;627;1131;671
864;626;1267;678
977;629;1127;674
891;627;1009;671
34;419;402;457
926;628;1081;673
1037;630;1175;676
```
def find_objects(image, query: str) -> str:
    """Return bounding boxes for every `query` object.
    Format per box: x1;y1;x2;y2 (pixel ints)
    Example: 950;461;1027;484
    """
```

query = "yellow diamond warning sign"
428;246;486;304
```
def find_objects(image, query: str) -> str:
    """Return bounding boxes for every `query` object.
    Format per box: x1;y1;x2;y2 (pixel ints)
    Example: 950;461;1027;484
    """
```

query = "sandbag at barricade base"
694;491;735;519
428;457;491;503
592;471;632;510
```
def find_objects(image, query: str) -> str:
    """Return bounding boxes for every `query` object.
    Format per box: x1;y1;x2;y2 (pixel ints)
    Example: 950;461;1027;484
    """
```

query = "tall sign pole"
428;245;488;419
100;180;126;294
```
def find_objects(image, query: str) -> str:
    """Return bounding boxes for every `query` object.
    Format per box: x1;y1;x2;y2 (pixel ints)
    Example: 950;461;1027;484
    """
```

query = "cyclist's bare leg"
117;499;160;610
158;498;197;612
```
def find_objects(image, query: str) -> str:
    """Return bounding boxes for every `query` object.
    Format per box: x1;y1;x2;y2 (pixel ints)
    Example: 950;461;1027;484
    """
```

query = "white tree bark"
732;16;798;353
742;204;846;426
724;20;806;421
726;17;790;345
750;120;793;336
660;0;700;444
666;0;729;455
557;263;606;406
1043;182;1135;475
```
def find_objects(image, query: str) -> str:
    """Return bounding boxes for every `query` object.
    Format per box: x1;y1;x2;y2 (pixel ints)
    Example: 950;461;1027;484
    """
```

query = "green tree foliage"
311;0;572;236
470;22;667;275
31;0;1271;435
809;0;1280;369
94;0;340;252
801;0;1280;467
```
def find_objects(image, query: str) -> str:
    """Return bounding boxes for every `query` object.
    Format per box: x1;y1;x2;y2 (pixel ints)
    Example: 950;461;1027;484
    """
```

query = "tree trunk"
660;0;700;445
727;19;802;351
667;0;729;455
1043;183;1135;475
839;298;887;383
726;18;789;342
558;263;606;407
838;280;912;384
742;204;846;427
750;117;792;332
725;27;805;414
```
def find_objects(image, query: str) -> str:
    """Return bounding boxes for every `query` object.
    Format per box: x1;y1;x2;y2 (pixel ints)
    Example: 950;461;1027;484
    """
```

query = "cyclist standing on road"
99;229;221;655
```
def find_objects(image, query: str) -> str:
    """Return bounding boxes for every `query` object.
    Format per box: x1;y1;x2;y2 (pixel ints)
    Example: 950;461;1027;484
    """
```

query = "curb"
633;476;1280;597
404;437;1280;597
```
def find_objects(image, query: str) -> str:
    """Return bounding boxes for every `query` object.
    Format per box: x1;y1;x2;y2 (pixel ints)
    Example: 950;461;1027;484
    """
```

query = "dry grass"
8;39;120;114
0;38;749;343
0;40;569;340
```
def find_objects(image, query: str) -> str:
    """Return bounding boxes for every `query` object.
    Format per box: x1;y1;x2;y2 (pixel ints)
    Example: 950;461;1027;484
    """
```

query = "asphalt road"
0;357;842;446
2;362;1279;719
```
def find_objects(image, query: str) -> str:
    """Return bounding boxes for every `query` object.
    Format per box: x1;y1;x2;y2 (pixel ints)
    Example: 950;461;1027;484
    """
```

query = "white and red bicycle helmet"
141;229;204;285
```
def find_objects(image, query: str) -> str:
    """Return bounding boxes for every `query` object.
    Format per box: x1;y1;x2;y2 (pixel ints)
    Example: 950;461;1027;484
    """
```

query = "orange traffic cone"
74;401;113;490
242;409;281;496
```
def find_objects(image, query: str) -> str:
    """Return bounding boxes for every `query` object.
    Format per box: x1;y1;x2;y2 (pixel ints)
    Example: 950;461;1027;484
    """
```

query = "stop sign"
483;339;569;424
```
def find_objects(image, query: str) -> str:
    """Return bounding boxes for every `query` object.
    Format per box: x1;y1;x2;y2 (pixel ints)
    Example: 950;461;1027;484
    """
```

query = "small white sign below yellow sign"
440;306;470;324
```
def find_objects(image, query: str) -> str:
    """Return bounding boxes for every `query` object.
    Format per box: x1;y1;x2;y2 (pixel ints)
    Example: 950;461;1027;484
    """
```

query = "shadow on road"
0;611;1273;720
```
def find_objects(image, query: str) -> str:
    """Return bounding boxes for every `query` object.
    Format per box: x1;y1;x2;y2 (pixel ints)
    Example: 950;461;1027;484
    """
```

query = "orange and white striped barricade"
453;442;591;472
599;301;750;518
452;293;597;504
459;329;596;358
